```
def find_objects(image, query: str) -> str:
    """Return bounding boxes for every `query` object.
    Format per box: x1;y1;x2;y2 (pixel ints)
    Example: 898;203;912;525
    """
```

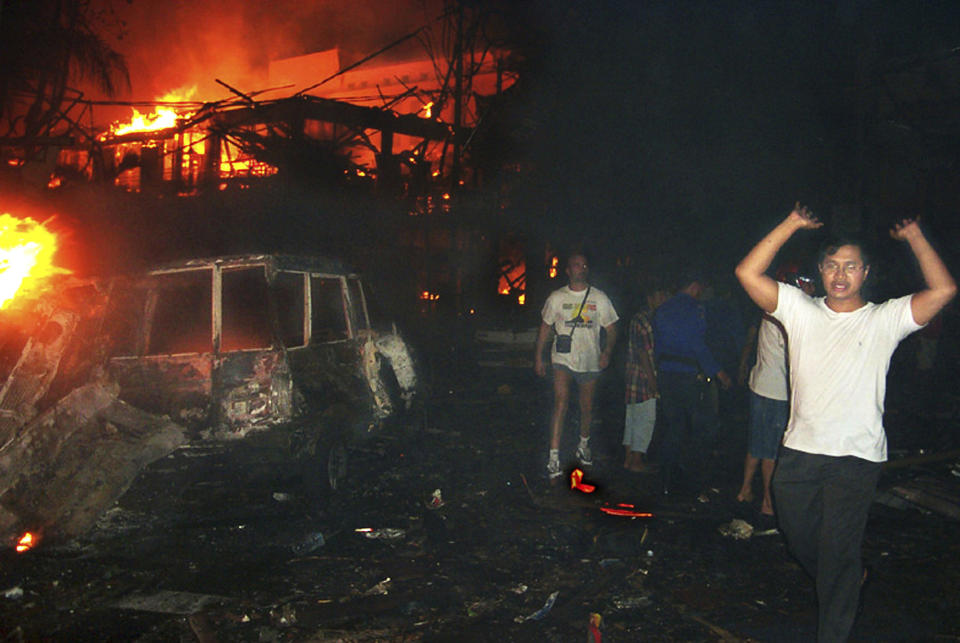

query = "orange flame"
103;87;198;139
16;531;36;553
0;214;68;309
570;468;596;493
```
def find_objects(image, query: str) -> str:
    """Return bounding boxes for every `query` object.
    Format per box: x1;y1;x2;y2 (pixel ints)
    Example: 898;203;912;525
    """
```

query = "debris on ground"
718;518;754;540
515;590;559;623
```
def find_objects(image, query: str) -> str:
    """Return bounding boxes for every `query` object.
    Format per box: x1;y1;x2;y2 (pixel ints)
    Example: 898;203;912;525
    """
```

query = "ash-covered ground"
1;347;959;642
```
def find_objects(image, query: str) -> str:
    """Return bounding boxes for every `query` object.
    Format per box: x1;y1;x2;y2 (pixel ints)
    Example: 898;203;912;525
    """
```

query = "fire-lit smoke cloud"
91;0;441;115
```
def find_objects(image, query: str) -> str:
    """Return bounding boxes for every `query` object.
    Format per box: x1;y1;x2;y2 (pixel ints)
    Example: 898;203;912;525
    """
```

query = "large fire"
0;214;67;309
102;88;198;139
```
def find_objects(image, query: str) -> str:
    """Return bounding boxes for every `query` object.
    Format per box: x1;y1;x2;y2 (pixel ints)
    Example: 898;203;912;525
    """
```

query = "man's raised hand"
890;218;922;242
788;202;823;230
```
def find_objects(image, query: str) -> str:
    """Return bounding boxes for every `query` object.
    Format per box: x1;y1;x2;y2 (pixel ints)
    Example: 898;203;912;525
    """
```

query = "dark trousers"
773;447;881;643
658;371;716;490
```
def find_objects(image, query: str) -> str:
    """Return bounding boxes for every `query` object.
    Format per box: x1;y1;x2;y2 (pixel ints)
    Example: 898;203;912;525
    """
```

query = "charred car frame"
0;254;418;544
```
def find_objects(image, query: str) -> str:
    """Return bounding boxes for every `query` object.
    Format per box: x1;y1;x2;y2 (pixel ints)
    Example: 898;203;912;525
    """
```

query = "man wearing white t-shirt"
535;252;619;480
735;204;955;643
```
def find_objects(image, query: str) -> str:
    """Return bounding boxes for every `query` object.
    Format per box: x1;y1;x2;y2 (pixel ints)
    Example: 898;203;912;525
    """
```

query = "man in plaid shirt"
623;280;668;472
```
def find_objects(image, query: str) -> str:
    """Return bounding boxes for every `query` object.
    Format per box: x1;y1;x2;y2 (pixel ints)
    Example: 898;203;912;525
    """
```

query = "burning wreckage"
0;254;417;549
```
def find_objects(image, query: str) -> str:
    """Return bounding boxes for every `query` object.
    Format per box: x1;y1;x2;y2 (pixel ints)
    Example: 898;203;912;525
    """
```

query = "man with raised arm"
734;204;956;642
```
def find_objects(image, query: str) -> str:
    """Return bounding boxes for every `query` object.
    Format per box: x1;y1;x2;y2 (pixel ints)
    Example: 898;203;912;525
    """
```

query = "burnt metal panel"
211;349;295;438
108;356;213;430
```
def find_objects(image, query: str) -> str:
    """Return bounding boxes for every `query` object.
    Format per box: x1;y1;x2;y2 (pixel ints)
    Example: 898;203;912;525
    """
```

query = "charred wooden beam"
212;96;467;143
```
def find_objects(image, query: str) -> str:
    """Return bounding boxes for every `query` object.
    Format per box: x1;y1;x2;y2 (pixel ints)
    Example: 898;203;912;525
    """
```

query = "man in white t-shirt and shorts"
737;269;815;518
735;204;956;642
535;252;619;480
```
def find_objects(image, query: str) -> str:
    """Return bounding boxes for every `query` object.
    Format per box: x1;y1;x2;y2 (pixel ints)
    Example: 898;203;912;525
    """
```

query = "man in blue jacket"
653;271;732;496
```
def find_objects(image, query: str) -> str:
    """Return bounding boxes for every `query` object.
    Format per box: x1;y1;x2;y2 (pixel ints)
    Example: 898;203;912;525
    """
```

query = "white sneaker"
576;445;593;467
546;459;562;479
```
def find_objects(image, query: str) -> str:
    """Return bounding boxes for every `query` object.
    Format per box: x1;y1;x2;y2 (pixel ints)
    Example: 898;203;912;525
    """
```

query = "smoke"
92;0;441;112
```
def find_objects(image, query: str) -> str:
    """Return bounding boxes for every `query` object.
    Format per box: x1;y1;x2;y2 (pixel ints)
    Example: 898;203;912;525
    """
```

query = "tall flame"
0;214;66;308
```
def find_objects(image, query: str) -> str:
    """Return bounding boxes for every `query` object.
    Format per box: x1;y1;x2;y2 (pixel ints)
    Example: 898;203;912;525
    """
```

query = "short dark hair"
817;237;871;268
566;249;591;267
674;265;707;292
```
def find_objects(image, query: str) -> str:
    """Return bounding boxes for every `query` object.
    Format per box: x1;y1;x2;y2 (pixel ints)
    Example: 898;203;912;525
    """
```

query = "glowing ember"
548;256;559;279
570;468;596;493
599;503;653;518
0;214;67;308
420;101;434;118
518;293;526;305
15;531;36;553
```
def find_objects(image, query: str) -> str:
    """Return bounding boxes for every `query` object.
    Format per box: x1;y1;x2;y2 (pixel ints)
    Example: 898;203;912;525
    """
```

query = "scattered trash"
515;590;559;623
612;595;651;609
497;384;513;395
271;603;297;626
588;612;602;642
272;492;291;503
697;493;710;504
291;531;326;555
467;599;494;617
427;488;445;509
3;586;23;600
718;519;754;540
355;527;406;540
364;577;392;596
753;527;779;537
510;584;528;595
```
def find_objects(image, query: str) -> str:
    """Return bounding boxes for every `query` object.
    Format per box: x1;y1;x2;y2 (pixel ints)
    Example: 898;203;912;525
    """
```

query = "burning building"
2;1;548;337
44;41;514;197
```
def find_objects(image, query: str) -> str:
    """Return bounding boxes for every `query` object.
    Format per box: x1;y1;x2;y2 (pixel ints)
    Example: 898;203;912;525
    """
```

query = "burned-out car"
103;255;417;477
0;255;417;544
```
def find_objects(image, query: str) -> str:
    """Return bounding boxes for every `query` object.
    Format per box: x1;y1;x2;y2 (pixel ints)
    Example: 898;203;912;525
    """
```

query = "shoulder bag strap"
567;285;591;339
